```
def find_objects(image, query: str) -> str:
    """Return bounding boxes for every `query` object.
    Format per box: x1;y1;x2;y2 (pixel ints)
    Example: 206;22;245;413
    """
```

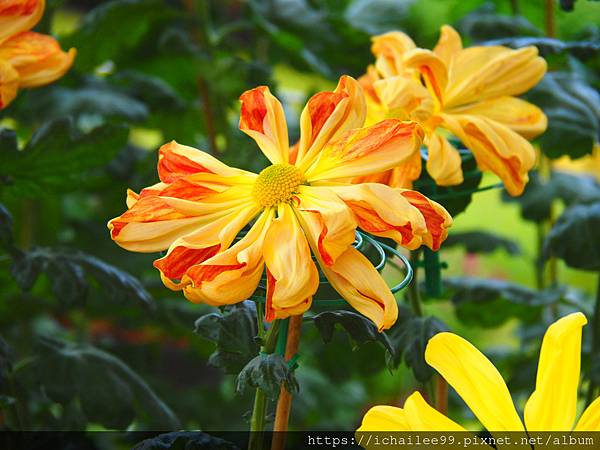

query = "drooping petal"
357;405;410;432
326;183;427;250
372;75;434;122
441;113;536;196
444;46;546;109
304;119;423;182
320;247;398;331
293;185;357;266
181;209;274;306
447;96;547;140
0;0;44;43
402;49;448;107
296;75;366;168
371;31;416;78
0;59;18;109
433;25;463;66
398;190;452;251
403;391;467;431
157;141;255;183
425;131;463;186
524;312;587;431
239;86;289;164
575;396;600;431
153;205;260;290
0;31;75;88
425;332;525;431
263;203;319;321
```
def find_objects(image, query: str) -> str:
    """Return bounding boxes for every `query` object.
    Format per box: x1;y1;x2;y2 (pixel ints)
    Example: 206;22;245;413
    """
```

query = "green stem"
407;250;423;317
586;274;600;406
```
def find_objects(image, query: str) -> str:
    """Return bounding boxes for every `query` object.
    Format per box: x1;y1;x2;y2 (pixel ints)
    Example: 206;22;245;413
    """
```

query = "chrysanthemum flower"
358;312;600;431
0;0;76;109
358;25;547;196
108;76;452;331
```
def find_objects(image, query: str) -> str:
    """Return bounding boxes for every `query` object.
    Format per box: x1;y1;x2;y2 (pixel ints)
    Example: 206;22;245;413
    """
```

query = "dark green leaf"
484;37;600;59
194;302;259;374
0;118;129;199
236;353;298;398
386;306;447;381
344;0;412;36
444;231;521;255
526;72;599;159
458;4;542;40
133;432;239;450
0;203;16;254
312;310;394;355
544;202;600;271
0;335;11;392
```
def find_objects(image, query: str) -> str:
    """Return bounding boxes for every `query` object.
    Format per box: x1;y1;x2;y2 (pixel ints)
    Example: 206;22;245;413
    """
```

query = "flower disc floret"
252;164;304;207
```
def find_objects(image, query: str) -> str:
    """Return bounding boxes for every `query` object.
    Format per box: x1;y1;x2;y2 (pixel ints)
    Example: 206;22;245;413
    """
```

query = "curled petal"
441;113;536;196
320;247;398;331
357;405;410;432
402;49;448;107
425;332;525;431
445;46;547;108
263;204;319;321
158;141;254;183
0;0;44;43
575;397;600;431
181;209;274;306
447;96;547;140
239;86;289;164
0;59;18;109
403;392;467;431
372;76;433;120
524;312;587;431
371;31;416;77
328;183;427;249
398;190;452;251
305;119;423;182
425;132;463;186
433;25;463;66
296;75;366;168
154;205;260;290
0;32;75;88
294;185;356;266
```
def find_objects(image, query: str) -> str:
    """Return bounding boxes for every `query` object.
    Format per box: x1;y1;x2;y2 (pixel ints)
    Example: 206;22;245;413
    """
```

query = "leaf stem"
407;250;423;317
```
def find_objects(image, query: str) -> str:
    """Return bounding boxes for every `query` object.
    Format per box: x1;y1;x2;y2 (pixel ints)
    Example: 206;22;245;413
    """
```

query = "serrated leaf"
544;202;600;271
386;306;447;381
0;118;129;199
312;310;394;355
194;302;259;374
10;247;152;306
236;353;298;398
133;432;239;450
444;231;521;255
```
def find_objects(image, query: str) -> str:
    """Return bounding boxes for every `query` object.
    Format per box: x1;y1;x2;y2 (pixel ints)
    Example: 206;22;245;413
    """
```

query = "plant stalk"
435;376;448;415
586;274;600;406
407;250;423;317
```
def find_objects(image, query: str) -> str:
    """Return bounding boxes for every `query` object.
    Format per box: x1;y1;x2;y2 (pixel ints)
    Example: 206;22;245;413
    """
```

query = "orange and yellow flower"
358;312;600;433
0;0;75;109
108;76;452;331
358;25;547;196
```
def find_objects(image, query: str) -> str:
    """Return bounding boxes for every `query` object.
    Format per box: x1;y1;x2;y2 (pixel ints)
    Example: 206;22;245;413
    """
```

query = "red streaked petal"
399;190;452;251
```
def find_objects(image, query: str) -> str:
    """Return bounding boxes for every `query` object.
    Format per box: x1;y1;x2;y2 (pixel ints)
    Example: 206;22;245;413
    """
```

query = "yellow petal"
433;25;463;66
181;209;274;306
441;113;536;196
304;119;423;182
263;203;319;320
354;150;423;190
403;391;467;431
371;31;416;78
0;0;45;43
0;59;19;109
425;132;463;186
296;75;366;168
402;49;447;107
524;312;587;431
320;246;398;331
239;86;289;164
425;332;525;431
447;96;547;140
372;75;434;121
358;405;410;432
445;46;546;109
575;396;600;431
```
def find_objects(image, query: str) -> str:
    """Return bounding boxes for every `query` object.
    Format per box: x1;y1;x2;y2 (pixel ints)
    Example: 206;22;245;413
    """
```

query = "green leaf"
10;247;153;306
0;203;16;254
484;37;600;59
386;306;447;381
345;0;413;36
38;337;180;429
0;335;11;392
544;202;600;271
133;432;238;450
312;310;394;355
236;353;298;398
0;118;129;199
526;72;599;159
444;231;521;255
458;4;542;40
194;302;259;374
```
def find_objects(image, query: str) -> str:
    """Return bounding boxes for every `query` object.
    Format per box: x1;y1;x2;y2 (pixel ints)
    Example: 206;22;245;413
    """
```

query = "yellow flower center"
252;164;304;207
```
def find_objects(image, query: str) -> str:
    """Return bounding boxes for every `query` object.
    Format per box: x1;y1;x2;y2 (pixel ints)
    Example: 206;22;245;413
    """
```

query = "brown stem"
271;315;303;450
545;0;556;38
435;375;448;415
